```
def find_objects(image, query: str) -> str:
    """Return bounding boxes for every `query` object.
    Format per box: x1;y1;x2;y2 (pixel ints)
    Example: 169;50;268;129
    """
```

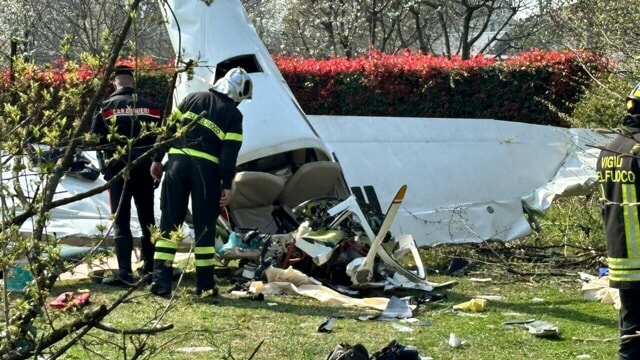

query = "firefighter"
149;67;253;297
90;64;162;286
596;81;640;360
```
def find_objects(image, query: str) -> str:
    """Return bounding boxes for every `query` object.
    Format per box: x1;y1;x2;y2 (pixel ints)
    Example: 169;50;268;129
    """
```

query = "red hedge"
1;50;609;127
274;49;610;127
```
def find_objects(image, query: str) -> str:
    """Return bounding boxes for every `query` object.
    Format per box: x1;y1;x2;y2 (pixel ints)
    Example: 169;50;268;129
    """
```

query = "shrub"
569;73;632;129
0;50;611;128
275;49;611;127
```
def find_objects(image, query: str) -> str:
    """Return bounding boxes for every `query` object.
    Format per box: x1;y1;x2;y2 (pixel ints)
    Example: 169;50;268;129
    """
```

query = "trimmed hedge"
0;50;610;127
0;56;174;111
275;49;610;127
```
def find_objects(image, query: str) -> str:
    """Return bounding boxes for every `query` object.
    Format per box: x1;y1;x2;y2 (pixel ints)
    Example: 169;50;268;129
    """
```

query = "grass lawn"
49;267;619;360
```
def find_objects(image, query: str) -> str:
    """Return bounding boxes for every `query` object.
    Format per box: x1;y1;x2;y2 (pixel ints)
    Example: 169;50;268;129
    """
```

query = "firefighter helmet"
626;82;640;114
211;67;253;104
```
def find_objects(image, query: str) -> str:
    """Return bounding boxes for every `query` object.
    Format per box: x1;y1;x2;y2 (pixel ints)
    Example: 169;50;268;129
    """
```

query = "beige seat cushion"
229;171;286;233
279;161;342;209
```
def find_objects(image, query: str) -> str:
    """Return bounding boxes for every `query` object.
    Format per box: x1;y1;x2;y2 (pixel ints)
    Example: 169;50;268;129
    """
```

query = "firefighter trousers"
153;154;220;294
619;288;640;360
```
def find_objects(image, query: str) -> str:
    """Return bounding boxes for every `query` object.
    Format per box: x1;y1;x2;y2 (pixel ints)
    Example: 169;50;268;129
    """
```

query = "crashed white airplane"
158;0;610;246
10;0;609;288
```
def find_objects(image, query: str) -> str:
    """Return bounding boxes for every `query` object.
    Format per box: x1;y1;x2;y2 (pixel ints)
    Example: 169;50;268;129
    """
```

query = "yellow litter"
453;298;487;312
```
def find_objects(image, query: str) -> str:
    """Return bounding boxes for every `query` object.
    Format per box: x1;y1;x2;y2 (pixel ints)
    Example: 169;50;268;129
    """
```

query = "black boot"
101;271;134;287
140;236;155;275
103;236;134;287
195;266;217;297
149;260;173;296
136;263;153;285
136;234;154;285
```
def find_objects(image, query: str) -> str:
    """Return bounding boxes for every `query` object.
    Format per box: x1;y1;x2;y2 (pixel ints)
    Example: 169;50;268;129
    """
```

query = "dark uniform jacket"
596;114;640;289
91;87;162;180
153;89;243;189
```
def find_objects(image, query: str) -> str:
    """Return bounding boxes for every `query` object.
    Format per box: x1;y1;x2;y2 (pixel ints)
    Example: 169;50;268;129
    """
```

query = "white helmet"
211;67;253;103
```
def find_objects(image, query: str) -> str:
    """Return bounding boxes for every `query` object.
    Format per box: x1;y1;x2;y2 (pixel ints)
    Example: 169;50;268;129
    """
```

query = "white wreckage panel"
308;115;611;247
159;0;332;166
1;151;150;244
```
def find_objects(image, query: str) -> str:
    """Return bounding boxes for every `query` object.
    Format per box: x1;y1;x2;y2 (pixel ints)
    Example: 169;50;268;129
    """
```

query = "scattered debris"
175;347;215;353
318;317;337;333
598;267;609;277
502;319;536;326
527;321;558;337
503;319;559;338
370;340;422;359
251;266;393;311
453;298;487;312
239;293;264;301
579;272;620;309
447;333;466;348
391;323;413;332
446;258;469;276
50;291;91;309
326;343;369;360
405;292;447;305
379;296;413;320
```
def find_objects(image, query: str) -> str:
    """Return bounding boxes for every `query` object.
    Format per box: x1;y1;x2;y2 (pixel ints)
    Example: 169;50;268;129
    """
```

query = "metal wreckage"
154;0;443;294
214;184;456;295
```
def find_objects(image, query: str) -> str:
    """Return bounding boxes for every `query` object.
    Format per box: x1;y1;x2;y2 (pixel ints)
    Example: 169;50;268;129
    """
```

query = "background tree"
0;0;173;65
259;0;538;59
505;0;640;127
515;0;640;66
0;0;191;357
1;0;546;63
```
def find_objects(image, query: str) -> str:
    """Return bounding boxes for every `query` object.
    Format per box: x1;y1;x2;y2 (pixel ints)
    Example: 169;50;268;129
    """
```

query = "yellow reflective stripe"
225;132;243;142
182;111;200;121
154;252;175;261
182;111;225;140
153;239;178;261
195;259;216;267
610;272;640;282
168;147;219;164
173;109;184;118
622;184;640;258
608;257;640;268
195;246;216;255
195;246;216;267
155;239;178;250
198;118;225;140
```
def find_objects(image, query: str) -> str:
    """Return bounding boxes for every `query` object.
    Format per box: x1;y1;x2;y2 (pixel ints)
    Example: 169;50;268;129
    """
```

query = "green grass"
48;269;619;360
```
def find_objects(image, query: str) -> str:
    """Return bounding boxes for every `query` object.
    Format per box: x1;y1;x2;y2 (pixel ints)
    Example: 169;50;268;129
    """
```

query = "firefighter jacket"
91;87;163;180
597;114;640;289
152;89;243;189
